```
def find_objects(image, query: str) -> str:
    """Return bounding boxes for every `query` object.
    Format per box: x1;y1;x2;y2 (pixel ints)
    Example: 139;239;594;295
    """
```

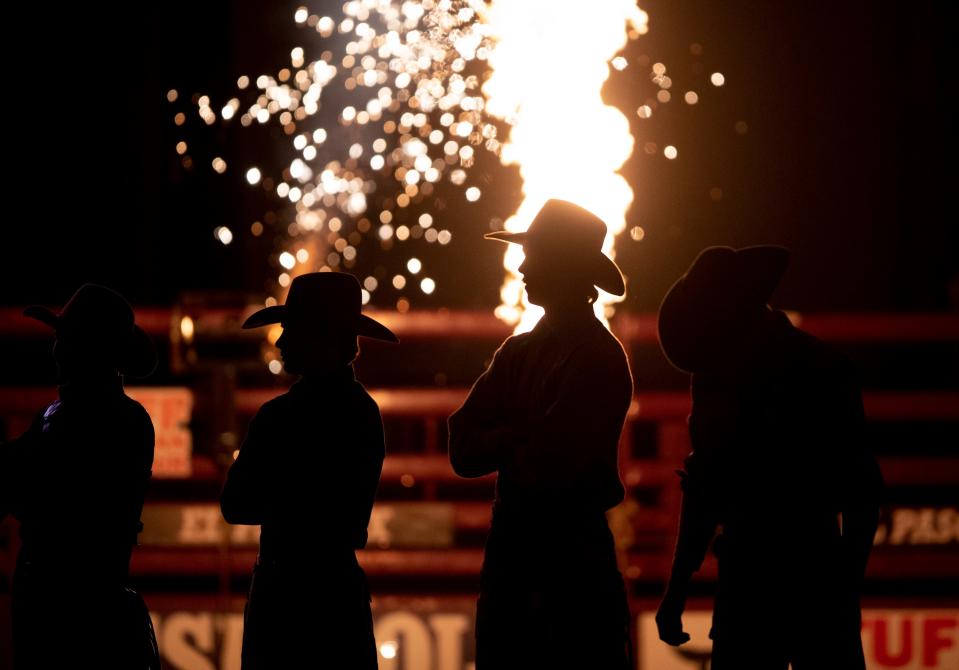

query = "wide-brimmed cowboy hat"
484;199;626;296
243;271;399;343
658;245;790;373
24;283;158;378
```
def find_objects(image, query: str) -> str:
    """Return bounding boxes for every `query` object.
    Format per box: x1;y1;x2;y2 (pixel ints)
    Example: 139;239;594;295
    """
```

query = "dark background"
1;0;955;313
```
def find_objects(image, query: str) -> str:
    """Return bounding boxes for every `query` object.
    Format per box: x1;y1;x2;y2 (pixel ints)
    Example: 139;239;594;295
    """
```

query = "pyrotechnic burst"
170;2;740;335
171;1;503;314
480;0;648;332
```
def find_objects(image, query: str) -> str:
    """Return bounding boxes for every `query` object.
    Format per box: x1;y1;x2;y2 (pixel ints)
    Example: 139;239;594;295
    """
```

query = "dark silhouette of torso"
450;305;634;669
1;376;155;669
667;310;882;669
221;366;383;670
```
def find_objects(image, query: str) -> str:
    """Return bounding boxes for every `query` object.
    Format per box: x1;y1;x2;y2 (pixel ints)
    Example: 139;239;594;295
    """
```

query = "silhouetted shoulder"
479;331;530;372
121;394;155;428
122;394;156;463
577;318;634;386
351;380;382;413
782;319;861;389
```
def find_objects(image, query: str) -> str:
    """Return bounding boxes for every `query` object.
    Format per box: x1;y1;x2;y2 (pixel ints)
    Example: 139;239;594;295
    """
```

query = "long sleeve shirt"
220;366;385;561
0;376;154;580
669;310;882;584
448;305;633;514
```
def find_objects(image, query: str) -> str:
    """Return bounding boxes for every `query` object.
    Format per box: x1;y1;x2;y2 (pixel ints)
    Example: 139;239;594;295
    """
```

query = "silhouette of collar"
290;365;356;394
57;375;124;402
535;302;598;336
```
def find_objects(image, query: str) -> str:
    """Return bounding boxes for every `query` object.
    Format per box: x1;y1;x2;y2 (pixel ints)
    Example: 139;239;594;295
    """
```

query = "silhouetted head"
657;245;790;374
24;283;157;383
243;272;398;376
485;199;626;310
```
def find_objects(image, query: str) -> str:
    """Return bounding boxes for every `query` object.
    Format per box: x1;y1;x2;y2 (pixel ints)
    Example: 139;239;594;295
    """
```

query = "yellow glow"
268;325;283;345
179;316;195;343
482;0;648;332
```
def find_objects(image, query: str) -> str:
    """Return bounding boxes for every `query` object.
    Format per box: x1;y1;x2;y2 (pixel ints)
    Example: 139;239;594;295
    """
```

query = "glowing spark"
179;316;195;343
214;226;233;245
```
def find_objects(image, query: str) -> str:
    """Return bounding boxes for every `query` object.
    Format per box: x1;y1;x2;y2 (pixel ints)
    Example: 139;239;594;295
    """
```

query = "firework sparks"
173;1;498;320
172;1;661;347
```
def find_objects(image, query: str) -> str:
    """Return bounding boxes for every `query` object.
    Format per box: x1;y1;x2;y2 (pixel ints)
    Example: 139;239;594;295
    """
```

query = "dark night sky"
1;1;955;313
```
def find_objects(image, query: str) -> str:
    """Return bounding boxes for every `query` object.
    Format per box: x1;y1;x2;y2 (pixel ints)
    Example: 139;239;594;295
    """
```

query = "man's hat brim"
23;304;59;329
657;245;790;373
23;305;158;378
242;305;399;343
484;231;626;296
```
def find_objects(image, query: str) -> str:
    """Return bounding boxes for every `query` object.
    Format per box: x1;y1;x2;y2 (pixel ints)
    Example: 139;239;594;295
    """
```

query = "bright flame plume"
482;0;648;332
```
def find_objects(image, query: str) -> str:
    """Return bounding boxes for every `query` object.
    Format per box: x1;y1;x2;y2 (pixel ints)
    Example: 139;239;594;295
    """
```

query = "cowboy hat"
243;271;399;343
24;283;158;378
485;199;626;296
657;245;790;373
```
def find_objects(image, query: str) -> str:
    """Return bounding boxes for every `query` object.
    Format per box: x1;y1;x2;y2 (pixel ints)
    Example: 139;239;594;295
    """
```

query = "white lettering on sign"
128;387;193;478
873;508;959;546
154;612;218;670
146;606;959;670
430;614;472;670
149;609;473;670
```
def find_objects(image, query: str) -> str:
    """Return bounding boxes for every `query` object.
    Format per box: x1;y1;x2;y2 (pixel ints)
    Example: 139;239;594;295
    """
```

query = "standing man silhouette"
221;272;398;669
0;284;159;669
449;199;634;669
654;246;883;669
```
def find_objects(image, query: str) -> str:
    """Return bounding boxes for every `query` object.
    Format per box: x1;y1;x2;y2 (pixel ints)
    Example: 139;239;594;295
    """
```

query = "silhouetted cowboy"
0;284;159;669
449;199;634;669
654;246;883;669
221;272;398;670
